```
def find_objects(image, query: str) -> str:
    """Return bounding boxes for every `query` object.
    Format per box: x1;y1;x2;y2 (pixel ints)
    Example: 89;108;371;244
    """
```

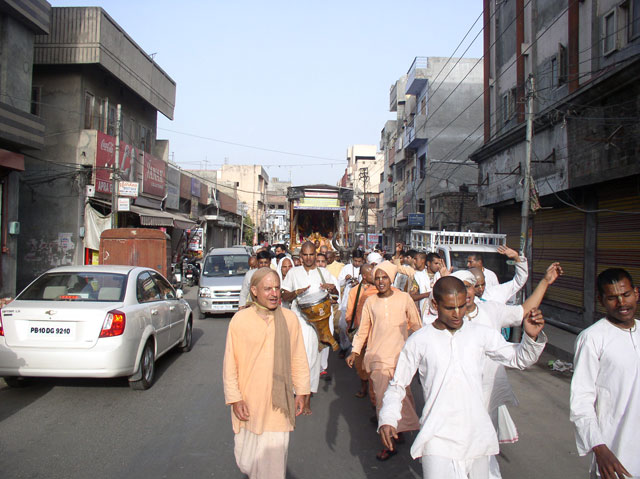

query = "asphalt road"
0;287;589;478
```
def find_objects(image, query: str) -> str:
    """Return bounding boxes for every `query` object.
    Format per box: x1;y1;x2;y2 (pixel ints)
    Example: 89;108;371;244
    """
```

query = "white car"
0;265;193;390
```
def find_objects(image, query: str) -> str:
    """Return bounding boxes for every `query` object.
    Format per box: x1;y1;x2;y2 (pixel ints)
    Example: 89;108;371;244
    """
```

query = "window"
417;198;425;214
603;10;617;55
419;155;426;179
107;104;116;136
632;0;640;39
98;98;108;132
558;43;567;84
150;272;176;300
380;172;384;183
550;57;558;87
84;92;95;129
137;271;162;303
31;86;41;116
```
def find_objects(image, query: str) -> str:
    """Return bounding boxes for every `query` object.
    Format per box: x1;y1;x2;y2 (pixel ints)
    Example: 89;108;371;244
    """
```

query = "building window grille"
31;86;41;117
84;92;95;129
603;10;617;55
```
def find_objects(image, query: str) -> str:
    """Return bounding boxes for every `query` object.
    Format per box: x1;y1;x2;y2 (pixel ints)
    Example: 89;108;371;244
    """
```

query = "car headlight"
199;287;212;298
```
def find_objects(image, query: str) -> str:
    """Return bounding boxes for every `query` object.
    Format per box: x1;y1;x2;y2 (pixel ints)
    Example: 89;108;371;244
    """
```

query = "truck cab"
410;230;514;283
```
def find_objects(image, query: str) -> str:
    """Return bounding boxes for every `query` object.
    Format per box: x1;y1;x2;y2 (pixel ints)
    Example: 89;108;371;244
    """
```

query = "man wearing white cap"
346;260;422;461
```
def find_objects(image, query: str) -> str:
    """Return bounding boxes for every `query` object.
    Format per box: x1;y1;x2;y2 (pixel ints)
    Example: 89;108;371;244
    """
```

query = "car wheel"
129;340;155;390
179;319;193;353
3;376;29;388
199;310;208;320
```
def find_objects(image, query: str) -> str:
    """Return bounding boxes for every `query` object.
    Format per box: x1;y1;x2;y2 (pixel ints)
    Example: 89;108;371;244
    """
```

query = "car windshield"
448;251;514;283
202;254;249;277
17;272;127;302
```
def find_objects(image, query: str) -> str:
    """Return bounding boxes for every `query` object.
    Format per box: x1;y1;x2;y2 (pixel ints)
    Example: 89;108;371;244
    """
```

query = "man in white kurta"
281;242;339;398
470;246;528;304
570;268;640;479
337;251;364;350
378;276;547;479
467;253;499;287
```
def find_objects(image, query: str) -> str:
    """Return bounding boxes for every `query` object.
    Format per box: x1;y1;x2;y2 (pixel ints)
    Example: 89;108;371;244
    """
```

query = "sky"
50;0;484;186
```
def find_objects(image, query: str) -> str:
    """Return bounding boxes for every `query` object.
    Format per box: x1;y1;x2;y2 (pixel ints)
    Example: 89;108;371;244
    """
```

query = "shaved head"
433;276;467;303
301;241;316;254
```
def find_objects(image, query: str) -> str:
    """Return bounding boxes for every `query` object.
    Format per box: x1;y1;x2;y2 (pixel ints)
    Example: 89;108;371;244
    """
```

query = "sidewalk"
543;322;577;363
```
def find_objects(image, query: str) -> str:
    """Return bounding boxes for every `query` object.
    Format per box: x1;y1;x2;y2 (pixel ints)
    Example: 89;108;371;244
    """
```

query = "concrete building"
266;177;291;245
380;56;488;248
470;0;640;331
185;169;242;250
216;164;269;244
0;0;50;296
17;6;177;290
342;145;383;247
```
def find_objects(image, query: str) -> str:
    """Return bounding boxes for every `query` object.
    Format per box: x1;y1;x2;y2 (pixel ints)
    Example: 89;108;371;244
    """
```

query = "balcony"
389;76;407;112
0;101;45;150
404;114;428;150
406;56;429;96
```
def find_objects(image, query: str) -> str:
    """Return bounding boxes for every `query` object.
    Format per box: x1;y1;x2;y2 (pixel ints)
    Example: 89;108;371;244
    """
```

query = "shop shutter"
496;205;521;250
532;207;586;312
595;194;640;318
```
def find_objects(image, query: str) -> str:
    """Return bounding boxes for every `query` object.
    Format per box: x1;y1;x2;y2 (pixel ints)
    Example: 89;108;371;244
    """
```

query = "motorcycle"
184;262;200;287
171;263;183;290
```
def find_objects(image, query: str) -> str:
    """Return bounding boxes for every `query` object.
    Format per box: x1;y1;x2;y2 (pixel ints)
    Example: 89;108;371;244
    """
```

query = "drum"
297;290;339;351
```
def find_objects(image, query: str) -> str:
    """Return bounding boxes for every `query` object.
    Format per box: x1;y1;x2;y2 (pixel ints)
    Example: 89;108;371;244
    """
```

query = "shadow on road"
0;381;53;423
323;353;423;478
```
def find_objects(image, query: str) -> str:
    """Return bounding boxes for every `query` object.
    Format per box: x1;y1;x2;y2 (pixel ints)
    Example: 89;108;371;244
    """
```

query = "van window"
203;254;249;277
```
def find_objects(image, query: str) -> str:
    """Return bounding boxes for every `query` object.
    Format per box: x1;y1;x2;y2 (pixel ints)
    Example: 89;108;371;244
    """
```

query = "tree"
243;214;254;246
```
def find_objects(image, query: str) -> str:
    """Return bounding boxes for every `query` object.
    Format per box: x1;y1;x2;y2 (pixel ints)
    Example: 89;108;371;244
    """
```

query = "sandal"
376;448;397;461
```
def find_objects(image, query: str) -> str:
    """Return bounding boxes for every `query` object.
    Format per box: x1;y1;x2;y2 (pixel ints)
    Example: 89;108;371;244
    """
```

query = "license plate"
28;322;76;340
211;304;234;311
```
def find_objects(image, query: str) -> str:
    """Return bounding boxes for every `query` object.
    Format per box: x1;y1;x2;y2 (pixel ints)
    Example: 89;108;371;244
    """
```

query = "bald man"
378;276;548;478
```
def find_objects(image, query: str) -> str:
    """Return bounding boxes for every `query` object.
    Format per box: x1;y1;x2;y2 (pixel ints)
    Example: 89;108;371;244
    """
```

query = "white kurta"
482;258;528;304
338;263;360;311
470;299;524;411
281;266;339;393
483;267;499;288
570;318;640;477
378;321;546;461
413;270;432;316
238;268;257;307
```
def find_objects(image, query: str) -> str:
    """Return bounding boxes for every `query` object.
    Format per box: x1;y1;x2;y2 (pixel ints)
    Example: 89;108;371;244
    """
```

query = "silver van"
198;248;250;316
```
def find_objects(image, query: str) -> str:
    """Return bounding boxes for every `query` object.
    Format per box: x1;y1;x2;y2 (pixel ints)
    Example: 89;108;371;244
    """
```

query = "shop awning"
129;205;175;227
170;211;197;230
129;205;198;229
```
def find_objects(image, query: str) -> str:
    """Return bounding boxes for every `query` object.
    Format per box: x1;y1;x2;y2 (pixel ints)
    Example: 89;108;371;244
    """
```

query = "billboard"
95;131;138;194
141;153;166;197
166;167;180;210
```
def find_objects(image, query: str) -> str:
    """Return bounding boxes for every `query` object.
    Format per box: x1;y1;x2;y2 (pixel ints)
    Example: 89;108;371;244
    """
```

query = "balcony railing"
406;56;428;96
404;114;428;149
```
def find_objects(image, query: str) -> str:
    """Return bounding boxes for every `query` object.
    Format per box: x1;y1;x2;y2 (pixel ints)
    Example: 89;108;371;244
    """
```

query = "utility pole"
111;104;122;229
520;76;535;258
359;167;369;246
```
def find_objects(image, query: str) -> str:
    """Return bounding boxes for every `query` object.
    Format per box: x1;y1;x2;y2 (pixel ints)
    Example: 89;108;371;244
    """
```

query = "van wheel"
129;340;155;390
3;376;29;388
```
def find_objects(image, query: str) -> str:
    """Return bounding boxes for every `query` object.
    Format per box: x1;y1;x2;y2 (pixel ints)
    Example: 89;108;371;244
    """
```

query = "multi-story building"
470;0;640;330
0;0;50;296
342;145;383;248
381;56;489;248
17;6;178;289
266;177;291;245
216;164;269;243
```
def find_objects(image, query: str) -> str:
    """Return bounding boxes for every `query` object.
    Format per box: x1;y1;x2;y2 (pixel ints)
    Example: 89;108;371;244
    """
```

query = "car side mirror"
176;289;184;299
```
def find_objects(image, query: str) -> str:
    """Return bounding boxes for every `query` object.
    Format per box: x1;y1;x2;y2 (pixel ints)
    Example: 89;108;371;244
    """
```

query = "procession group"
222;241;639;479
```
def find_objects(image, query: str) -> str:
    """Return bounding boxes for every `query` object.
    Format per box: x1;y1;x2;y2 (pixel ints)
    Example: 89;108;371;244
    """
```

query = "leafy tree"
243;214;254;245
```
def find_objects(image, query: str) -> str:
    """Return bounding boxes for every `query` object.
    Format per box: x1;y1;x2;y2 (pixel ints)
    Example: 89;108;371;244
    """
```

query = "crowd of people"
222;240;639;479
